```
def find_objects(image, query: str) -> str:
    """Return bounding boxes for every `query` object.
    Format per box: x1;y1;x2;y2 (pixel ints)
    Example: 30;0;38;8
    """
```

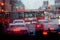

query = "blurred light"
37;24;41;28
1;9;4;12
25;20;30;22
43;31;48;36
59;16;60;18
0;9;4;12
58;32;60;34
16;6;19;9
49;27;54;31
13;29;20;32
0;2;5;6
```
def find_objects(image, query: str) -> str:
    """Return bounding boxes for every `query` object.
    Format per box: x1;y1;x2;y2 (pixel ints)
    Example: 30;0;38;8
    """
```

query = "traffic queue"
1;10;60;36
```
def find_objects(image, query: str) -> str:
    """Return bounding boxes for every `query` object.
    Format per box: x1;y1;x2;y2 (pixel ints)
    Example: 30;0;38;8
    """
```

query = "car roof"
14;20;24;21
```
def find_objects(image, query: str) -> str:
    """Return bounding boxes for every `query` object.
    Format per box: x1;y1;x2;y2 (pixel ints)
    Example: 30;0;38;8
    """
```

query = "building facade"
43;1;48;7
10;0;25;11
42;1;49;10
2;0;25;12
50;5;55;11
39;1;49;11
55;0;60;18
9;0;25;21
55;0;60;9
5;0;11;12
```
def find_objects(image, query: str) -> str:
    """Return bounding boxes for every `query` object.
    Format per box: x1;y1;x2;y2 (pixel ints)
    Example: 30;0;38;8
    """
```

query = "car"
5;19;28;35
9;19;26;25
35;19;48;31
38;19;49;23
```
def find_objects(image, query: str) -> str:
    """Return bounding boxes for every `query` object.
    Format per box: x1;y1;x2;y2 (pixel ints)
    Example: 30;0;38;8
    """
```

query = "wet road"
0;26;60;40
1;31;60;40
0;18;60;40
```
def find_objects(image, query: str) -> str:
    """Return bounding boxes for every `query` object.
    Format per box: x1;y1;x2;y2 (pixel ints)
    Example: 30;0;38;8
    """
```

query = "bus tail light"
13;29;21;32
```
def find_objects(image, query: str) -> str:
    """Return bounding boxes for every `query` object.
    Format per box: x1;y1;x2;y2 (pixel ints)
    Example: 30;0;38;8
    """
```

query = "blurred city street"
0;0;60;40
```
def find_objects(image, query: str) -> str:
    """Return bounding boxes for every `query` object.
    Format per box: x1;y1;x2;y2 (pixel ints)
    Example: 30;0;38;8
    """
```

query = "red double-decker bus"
8;10;44;22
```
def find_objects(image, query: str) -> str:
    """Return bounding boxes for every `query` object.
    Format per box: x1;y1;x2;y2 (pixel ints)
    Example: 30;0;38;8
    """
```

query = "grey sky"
21;0;55;9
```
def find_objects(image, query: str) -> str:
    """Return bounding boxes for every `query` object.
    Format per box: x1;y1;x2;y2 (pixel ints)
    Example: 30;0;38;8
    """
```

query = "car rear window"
14;21;23;23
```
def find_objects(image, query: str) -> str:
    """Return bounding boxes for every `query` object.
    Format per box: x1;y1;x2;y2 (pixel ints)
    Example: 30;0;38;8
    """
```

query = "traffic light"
0;9;4;12
0;2;5;12
0;2;5;6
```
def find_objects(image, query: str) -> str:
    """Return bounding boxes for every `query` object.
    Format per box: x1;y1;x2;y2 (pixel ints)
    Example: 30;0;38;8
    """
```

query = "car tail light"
43;31;48;36
49;27;54;31
5;18;10;23
58;32;60;34
36;24;41;28
13;29;21;32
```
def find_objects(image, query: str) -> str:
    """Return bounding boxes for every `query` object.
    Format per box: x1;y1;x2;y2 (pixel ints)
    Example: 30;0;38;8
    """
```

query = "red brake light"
43;31;48;36
36;24;41;28
58;32;60;34
49;27;54;31
13;29;20;32
0;2;5;6
24;20;31;22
